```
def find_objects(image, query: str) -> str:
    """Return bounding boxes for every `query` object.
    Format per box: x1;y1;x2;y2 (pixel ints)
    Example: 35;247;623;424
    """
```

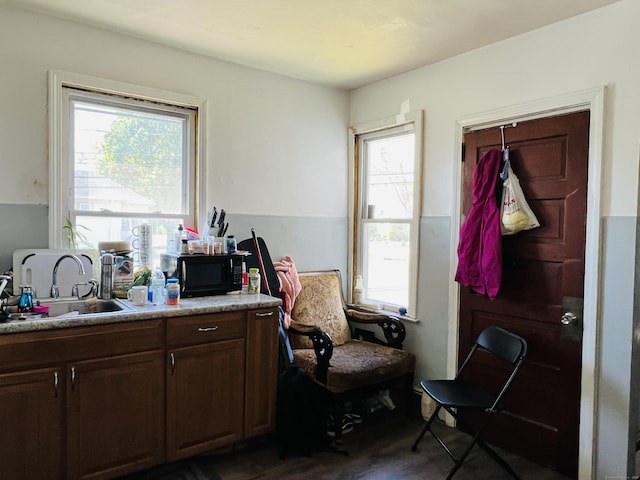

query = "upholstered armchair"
288;270;415;443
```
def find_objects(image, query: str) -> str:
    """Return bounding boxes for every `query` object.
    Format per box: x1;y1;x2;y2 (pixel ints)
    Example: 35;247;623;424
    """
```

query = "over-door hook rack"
500;122;518;151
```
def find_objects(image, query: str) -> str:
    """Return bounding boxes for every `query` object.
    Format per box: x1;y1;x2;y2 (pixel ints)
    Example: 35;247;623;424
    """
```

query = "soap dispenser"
18;285;34;313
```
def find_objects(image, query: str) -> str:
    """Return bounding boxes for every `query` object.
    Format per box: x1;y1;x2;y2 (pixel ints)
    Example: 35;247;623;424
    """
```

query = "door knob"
561;312;577;326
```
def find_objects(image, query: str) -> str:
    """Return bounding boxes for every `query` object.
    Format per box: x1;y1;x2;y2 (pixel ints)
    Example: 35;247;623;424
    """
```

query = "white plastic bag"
501;164;540;235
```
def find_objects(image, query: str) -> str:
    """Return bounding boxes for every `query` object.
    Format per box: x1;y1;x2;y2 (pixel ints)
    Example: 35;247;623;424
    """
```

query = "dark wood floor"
207;409;572;480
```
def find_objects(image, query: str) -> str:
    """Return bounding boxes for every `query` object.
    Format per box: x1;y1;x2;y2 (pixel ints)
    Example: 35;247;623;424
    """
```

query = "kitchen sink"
44;298;134;318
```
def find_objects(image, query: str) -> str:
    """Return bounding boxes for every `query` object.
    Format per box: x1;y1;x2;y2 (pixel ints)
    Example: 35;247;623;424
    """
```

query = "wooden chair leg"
332;400;344;445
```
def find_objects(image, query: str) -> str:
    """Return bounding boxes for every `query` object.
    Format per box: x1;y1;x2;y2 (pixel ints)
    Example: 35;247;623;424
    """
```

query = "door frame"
448;86;606;479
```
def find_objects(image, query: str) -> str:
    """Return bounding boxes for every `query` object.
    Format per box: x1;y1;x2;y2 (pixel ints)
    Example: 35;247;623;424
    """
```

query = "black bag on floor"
276;365;328;458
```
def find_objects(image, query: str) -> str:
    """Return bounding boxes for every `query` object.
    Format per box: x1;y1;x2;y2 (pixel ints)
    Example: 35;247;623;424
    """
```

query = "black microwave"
161;253;244;297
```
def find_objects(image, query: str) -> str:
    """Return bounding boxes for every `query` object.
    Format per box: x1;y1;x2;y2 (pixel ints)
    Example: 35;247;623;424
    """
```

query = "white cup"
127;285;148;306
215;237;226;254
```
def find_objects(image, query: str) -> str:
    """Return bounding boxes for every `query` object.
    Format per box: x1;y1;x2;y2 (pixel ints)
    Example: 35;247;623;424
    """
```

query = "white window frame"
348;111;423;319
48;70;207;248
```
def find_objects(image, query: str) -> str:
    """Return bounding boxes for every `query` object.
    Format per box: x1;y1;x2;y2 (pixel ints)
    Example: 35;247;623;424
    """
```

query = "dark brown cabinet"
166;312;247;460
166;339;245;460
245;307;279;438
67;351;165;479
0;367;65;479
0;319;164;480
0;305;279;480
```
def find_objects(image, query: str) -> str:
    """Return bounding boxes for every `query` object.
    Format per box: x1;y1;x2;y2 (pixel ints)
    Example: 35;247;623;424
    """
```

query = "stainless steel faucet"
0;274;11;314
0;275;10;298
51;254;86;298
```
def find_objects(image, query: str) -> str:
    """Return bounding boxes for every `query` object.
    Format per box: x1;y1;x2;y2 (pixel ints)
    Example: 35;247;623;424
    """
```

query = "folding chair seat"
411;325;527;480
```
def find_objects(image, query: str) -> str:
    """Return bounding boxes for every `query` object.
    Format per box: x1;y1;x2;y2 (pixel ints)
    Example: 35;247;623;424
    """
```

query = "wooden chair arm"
289;320;321;335
288;321;333;384
345;308;406;349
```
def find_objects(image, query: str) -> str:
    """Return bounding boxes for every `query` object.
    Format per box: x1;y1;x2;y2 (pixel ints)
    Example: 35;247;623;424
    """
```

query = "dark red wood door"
459;111;589;477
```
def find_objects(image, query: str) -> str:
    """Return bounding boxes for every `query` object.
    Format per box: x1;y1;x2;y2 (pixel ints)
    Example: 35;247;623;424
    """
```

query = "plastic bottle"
241;262;249;294
226;235;237;254
174;224;185;254
353;275;364;304
18;285;34;313
150;267;166;304
166;278;180;305
248;268;260;294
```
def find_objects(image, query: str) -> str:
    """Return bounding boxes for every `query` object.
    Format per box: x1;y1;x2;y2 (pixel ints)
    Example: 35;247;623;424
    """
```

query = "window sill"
347;303;419;323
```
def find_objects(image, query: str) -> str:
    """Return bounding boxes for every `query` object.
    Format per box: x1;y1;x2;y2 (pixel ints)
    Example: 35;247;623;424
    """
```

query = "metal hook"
499;122;518;151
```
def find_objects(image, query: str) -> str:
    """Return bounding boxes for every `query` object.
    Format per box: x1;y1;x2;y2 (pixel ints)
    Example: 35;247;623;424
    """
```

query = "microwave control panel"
231;258;243;286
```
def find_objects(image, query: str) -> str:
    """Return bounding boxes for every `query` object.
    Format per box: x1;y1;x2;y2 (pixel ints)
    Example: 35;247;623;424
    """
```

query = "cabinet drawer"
0;320;164;372
247;307;279;323
167;312;246;347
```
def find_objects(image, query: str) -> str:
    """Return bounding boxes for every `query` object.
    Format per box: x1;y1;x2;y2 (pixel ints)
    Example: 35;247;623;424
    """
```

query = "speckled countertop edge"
0;294;281;334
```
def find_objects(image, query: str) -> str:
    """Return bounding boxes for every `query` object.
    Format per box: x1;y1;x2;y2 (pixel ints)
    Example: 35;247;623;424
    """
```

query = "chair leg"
411;422;430;452
411;404;441;452
445;430;478;480
476;439;521;480
402;373;414;413
414;408;521;480
446;415;521;480
333;400;344;445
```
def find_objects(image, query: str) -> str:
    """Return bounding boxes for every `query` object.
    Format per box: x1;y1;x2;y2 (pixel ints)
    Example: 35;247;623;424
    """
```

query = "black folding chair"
411;325;528;480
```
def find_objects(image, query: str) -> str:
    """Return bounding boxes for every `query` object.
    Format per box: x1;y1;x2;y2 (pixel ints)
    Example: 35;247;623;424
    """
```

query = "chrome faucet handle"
87;279;99;298
71;283;83;299
71;279;99;299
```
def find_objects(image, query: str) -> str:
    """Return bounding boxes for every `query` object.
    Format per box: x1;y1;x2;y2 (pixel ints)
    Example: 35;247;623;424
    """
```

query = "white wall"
351;1;640;477
351;2;640;219
0;4;349;270
0;5;349;217
2;1;639;477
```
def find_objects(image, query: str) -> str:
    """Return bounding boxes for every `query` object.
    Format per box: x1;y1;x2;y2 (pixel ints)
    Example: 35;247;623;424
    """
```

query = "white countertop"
0;293;281;334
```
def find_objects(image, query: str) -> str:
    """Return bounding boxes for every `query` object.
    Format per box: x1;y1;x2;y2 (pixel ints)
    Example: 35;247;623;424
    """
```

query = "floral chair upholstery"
288;270;415;442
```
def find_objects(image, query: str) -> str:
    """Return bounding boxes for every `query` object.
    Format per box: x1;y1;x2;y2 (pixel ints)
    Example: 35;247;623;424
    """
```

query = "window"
49;71;205;266
351;112;422;317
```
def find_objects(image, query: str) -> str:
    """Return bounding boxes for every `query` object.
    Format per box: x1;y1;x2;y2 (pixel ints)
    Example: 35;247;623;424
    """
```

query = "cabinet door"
166;338;245;461
66;350;165;480
245;307;279;438
0;367;65;480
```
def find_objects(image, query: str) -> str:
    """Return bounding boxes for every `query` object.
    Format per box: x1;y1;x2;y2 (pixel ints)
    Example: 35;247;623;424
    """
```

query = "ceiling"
3;0;618;90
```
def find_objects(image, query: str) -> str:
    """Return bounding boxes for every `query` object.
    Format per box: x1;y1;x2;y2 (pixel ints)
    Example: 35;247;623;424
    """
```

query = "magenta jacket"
455;148;502;300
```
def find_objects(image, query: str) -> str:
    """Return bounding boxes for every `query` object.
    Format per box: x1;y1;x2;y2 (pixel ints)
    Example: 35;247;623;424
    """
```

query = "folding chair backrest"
476;325;527;365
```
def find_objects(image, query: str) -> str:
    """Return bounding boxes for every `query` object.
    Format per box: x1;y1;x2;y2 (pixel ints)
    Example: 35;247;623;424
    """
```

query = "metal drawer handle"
256;311;274;317
198;326;219;332
54;371;59;397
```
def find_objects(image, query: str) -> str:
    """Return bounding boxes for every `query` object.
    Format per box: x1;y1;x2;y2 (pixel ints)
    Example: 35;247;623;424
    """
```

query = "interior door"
458;111;589;477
